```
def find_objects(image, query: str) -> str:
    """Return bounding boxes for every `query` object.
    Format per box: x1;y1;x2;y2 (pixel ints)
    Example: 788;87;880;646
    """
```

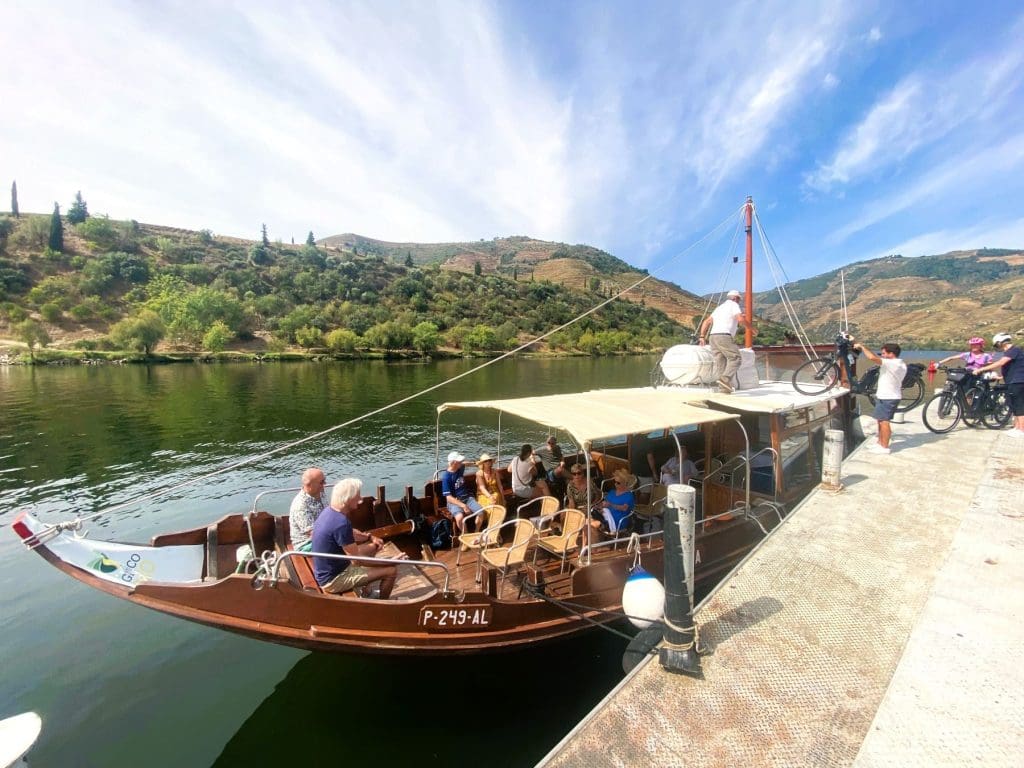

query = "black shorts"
1008;382;1024;417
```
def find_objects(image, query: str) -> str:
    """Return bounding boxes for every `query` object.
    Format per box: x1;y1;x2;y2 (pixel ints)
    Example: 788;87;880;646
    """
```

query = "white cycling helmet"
992;332;1012;345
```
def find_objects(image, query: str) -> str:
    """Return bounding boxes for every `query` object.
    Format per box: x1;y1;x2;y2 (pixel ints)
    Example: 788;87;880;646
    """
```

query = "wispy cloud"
873;216;1024;259
804;17;1024;194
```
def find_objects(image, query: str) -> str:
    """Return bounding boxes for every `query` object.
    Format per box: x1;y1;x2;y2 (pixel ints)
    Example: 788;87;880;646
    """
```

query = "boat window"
782;408;811;429
672;425;698;436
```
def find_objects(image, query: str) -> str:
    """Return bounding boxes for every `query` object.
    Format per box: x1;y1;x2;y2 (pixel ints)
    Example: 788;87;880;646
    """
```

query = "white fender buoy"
622;566;665;629
0;712;42;768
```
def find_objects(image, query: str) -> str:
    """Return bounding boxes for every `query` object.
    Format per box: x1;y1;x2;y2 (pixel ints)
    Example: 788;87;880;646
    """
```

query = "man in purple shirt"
312;478;398;598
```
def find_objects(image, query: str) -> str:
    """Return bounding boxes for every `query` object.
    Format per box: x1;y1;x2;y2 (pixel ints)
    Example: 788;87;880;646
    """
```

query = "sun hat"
968;337;984;346
447;451;465;464
726;289;741;298
478;452;493;463
993;333;1012;345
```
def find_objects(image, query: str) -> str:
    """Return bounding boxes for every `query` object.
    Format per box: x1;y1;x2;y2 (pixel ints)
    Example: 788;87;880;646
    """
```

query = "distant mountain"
320;233;709;328
754;249;1024;347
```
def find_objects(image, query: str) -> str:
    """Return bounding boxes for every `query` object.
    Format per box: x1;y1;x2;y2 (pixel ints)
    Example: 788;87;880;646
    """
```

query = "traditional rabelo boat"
11;380;847;655
11;198;851;655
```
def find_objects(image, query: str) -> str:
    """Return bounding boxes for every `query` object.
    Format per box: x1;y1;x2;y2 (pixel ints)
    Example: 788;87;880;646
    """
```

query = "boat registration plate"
418;605;492;630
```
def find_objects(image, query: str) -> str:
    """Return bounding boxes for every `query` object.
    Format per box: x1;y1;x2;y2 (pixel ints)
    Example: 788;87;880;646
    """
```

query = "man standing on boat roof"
312;478;398;598
289;467;326;551
441;451;484;534
854;339;906;455
698;289;755;394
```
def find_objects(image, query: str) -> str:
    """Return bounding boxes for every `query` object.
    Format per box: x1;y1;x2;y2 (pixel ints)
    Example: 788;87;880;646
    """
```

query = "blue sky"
2;0;1022;291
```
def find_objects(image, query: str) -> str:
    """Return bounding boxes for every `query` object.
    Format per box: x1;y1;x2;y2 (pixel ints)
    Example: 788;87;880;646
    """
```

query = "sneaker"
868;444;891;454
717;377;734;393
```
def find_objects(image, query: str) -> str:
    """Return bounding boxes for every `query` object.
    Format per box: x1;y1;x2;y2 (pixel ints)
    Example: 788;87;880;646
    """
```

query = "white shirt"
876;357;907;400
510;456;535;498
709;299;742;335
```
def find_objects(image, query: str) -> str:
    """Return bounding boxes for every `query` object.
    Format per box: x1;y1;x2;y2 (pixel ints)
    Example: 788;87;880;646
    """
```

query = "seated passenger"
565;463;603;532
312;478;398;598
660;446;698;486
601;469;636;534
441;451;483;534
289;467;326;551
475;453;502;507
509;443;551;502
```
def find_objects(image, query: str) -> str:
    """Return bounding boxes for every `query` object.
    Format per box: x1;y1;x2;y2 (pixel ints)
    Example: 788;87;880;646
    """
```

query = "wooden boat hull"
15;512;768;655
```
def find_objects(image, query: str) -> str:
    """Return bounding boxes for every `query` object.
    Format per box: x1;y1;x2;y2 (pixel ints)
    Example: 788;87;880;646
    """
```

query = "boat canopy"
701;381;848;414
437;386;739;447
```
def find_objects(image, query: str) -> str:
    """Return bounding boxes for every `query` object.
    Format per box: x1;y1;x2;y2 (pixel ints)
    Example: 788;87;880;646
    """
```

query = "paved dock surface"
539;417;1023;767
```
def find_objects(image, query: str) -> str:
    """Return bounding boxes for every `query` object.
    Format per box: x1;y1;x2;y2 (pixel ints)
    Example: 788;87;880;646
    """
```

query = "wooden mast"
744;196;754;348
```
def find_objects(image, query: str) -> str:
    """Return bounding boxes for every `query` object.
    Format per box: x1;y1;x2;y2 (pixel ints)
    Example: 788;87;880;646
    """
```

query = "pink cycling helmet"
968;337;984;346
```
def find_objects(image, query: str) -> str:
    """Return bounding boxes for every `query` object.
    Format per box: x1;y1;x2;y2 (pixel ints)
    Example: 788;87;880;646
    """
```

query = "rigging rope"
26;204;745;543
753;211;817;359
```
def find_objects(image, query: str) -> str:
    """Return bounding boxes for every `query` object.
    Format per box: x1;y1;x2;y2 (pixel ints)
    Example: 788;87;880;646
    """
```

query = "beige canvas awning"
438;387;738;446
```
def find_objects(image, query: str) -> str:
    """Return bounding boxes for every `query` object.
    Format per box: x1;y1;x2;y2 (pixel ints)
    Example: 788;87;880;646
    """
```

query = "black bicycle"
922;365;1011;433
791;333;926;412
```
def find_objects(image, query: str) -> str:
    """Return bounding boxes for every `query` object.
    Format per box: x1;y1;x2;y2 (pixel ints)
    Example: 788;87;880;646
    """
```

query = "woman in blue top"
602;468;636;534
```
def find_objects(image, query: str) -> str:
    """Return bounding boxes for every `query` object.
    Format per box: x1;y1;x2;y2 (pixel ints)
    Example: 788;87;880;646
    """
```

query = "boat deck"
538;416;1024;767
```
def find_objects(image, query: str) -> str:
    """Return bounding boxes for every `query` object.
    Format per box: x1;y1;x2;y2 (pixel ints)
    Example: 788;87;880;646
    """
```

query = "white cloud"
867;26;882;42
873;217;1024;259
804;23;1024;194
823;72;839;90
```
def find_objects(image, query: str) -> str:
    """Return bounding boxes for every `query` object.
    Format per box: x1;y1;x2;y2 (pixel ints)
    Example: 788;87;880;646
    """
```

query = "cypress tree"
261;223;270;247
11;181;19;218
67;190;89;224
306;231;316;246
48;202;64;251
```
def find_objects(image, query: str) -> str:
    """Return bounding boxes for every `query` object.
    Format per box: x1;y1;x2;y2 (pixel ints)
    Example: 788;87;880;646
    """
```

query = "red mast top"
744;196;754;348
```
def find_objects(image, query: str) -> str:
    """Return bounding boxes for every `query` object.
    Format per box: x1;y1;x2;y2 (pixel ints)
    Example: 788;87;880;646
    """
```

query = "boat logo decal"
88;553;119;574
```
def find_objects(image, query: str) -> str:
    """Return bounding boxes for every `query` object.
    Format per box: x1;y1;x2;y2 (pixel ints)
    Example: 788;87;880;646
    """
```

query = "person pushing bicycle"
852;338;907;455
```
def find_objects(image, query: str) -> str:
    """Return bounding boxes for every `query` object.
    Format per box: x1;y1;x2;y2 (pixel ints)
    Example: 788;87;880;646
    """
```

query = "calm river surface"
0;357;659;767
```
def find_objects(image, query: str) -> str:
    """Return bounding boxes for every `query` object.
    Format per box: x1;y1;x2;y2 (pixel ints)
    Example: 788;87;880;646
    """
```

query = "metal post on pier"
821;428;845;490
659;483;701;676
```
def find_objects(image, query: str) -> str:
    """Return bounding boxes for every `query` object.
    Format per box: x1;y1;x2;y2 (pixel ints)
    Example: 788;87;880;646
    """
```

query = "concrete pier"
539;417;1024;767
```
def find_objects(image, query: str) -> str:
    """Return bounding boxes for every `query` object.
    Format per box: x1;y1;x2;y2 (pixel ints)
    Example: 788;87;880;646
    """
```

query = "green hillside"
755;250;1024;346
1;212;708;361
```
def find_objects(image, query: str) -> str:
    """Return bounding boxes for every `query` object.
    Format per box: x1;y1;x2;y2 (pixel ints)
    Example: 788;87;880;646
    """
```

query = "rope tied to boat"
521;581;660;646
660;615;702;654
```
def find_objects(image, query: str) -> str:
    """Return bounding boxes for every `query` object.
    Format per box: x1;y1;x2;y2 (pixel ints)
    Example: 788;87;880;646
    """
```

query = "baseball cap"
447;451;465;464
727;289;741;298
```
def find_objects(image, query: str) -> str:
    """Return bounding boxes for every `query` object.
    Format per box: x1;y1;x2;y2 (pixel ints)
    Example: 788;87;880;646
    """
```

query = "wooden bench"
274;516;321;592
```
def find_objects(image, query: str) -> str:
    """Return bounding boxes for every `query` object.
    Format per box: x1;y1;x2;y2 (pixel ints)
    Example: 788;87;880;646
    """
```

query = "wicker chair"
478;518;537;591
532;508;586;573
454;504;506;566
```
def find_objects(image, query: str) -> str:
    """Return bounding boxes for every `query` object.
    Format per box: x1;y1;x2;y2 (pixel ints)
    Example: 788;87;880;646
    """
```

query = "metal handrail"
579;529;662;560
263;550;451;594
245;486;302;560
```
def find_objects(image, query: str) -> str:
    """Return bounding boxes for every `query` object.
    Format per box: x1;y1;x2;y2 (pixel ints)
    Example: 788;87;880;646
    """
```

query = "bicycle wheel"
961;385;986;427
922;392;962;433
983;390;1012;429
792;358;840;395
896;376;925;413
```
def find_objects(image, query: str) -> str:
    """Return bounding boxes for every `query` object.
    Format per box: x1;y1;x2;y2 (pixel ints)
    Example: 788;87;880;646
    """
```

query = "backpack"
430;517;452;550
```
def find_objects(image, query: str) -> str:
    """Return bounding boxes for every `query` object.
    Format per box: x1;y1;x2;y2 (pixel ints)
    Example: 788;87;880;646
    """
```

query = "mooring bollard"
821;428;845;489
660;483;700;676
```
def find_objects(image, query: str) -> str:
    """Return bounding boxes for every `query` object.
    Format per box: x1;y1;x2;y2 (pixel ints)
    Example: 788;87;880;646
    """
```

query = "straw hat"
478;452;494;464
612;468;635;487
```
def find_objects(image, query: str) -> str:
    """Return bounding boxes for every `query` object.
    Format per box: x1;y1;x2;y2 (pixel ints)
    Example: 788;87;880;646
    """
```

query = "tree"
110;310;166;356
474;260;482;276
325;328;359;353
67;191;89;224
412;321;440;353
17;319;50;361
48;203;63;251
405;251;414;268
11;181;18;218
306;231;316;246
202;320;233;352
261;223;270;247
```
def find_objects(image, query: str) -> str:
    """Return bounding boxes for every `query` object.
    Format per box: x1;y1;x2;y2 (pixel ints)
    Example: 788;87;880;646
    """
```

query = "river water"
0;357;659;767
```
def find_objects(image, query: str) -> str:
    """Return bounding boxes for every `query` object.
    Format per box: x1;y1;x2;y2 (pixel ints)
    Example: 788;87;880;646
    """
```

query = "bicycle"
922;366;1012;433
791;333;926;413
